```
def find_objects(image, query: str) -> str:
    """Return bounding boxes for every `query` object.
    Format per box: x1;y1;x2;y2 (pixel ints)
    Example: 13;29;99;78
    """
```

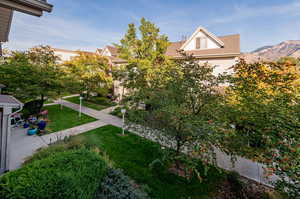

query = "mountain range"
242;40;300;63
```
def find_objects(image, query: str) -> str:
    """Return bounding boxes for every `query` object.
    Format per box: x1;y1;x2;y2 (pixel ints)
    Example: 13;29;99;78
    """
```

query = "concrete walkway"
9;100;122;170
57;100;123;127
9;120;108;170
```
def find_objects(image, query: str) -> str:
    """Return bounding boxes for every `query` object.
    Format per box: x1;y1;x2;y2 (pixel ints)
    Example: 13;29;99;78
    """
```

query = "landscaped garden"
0;19;299;199
0;125;222;199
65;96;116;111
44;104;96;133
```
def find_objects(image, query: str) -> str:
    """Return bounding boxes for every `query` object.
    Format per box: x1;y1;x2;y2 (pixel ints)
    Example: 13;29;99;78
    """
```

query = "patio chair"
11;113;25;128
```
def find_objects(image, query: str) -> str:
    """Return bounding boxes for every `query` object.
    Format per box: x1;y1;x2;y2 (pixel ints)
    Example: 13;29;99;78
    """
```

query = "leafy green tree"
126;53;229;172
0;45;65;103
114;18;170;94
224;59;300;197
63;52;112;99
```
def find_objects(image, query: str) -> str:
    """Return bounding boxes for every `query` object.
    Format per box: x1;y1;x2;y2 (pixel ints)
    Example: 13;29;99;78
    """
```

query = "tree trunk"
175;136;182;169
40;94;45;112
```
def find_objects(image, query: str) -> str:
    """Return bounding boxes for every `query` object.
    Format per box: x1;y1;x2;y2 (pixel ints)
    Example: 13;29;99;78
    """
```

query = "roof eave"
0;0;53;17
171;53;241;59
0;95;23;108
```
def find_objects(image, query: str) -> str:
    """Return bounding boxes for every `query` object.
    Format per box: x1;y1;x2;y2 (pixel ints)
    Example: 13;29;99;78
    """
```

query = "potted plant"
27;124;38;135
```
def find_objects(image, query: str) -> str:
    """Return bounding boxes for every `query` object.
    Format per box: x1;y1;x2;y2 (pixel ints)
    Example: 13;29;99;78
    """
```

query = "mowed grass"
77;125;224;199
44;105;97;133
65;96;112;111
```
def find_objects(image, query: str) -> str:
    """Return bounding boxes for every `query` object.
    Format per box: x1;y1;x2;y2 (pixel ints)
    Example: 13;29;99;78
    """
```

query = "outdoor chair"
11;113;25;128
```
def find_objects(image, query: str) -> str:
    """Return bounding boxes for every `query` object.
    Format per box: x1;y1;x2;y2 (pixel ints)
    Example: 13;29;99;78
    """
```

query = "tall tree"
0;45;65;103
114;18;170;94
127;53;228;171
63;52;112;98
224;59;300;197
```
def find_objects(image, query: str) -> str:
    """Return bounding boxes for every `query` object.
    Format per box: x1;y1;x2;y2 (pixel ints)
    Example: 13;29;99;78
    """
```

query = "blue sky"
4;0;300;52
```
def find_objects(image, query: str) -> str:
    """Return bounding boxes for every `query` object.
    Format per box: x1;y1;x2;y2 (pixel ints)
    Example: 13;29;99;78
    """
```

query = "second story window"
195;37;207;49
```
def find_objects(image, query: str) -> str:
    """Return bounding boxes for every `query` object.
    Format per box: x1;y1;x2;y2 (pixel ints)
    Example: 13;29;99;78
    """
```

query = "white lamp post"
121;108;126;135
79;96;83;118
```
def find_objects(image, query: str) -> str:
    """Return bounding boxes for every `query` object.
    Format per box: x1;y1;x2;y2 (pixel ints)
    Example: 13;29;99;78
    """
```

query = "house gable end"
180;27;225;51
101;47;112;56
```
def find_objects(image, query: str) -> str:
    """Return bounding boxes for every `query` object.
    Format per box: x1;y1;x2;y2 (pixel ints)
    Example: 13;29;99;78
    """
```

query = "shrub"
95;87;109;97
96;168;149;199
227;171;244;194
110;106;129;118
110;107;123;118
24;136;95;164
0;149;107;199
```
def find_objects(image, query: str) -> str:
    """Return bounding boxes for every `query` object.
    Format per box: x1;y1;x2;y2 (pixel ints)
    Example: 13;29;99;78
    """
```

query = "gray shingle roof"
0;95;23;107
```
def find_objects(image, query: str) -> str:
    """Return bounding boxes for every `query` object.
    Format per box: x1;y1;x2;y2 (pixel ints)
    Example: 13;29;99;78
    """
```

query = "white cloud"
4;12;122;51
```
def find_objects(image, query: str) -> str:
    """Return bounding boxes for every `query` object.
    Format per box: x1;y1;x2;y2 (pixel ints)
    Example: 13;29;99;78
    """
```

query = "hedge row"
0;149;106;199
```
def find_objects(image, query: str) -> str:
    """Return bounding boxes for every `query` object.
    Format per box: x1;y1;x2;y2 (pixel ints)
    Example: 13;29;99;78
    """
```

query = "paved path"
57;100;123;127
9;120;108;170
9;100;122;170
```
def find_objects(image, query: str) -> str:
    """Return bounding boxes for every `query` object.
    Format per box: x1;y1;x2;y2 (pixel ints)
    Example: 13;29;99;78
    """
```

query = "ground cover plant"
2;125;279;199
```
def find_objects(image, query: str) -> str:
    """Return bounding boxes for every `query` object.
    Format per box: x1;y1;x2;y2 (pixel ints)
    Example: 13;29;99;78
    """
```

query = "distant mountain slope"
251;45;273;53
243;40;300;63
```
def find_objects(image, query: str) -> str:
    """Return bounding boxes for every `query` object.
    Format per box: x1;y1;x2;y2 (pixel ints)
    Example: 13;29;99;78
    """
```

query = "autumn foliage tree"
224;59;300;197
63;52;112;98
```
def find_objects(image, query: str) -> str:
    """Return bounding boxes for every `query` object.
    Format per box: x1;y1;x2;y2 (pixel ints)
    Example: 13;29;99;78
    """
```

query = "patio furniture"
11;113;24;128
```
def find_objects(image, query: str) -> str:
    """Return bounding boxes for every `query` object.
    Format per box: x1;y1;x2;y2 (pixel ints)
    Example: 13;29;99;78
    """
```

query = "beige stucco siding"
197;56;238;75
53;50;79;63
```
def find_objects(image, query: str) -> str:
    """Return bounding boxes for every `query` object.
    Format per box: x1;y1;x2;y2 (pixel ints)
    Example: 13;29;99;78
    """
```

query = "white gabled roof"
180;26;225;50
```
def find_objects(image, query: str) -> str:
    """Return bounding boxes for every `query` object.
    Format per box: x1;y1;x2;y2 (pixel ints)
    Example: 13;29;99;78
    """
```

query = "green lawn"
44;104;97;133
77;125;224;199
65;96;114;111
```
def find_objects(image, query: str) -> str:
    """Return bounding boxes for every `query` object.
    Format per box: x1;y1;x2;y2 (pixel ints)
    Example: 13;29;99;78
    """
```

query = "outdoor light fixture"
79;96;83;118
0;95;23;174
121;108;126;135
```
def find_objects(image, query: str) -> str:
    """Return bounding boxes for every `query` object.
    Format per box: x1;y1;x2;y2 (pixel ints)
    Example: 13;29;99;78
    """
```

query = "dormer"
101;47;112;56
180;26;225;51
100;46;118;57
